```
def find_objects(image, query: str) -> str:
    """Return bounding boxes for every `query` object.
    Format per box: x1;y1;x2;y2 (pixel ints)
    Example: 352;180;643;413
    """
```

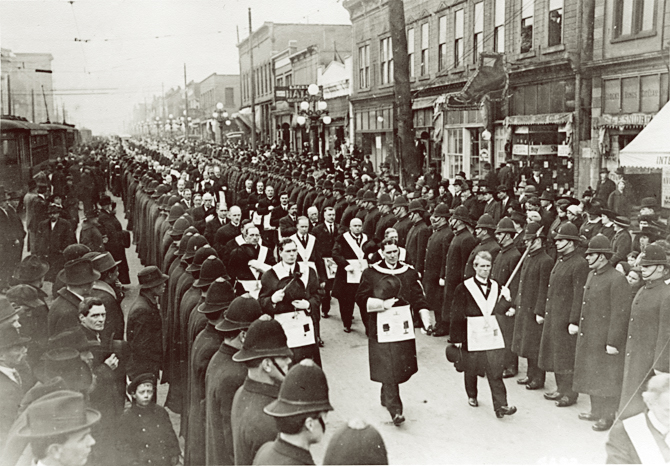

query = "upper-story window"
438;15;448;71
548;0;563;46
521;0;534;53
421;22;430;75
454;9;464;66
358;44;370;89
381;37;394;84
408;28;415;77
494;0;505;52
473;2;484;62
614;0;656;38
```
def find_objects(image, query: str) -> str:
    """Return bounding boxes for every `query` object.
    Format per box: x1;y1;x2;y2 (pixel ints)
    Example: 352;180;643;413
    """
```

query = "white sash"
291;234;316;270
377;247;407;262
377;305;415;343
248;246;269;279
236;234;262;246
343;232;366;260
271;261;310;289
463;277;505;352
623;413;668;465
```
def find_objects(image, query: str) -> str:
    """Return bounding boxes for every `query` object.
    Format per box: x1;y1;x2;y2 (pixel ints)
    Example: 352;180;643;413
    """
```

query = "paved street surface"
113;197;607;464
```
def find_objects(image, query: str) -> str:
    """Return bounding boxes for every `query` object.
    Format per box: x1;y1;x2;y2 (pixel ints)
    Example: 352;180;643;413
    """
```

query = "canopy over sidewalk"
620;100;670;168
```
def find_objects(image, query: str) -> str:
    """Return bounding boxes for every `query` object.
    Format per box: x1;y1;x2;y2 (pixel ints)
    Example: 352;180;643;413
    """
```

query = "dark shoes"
495;406;517;418
525;381;545;390
392;414;405;426
517;376;531;385
343;327;352;333
321;312;330;318
592;418;614;431
431;327;449;337
578;412;599;421
544;391;562;400
468;397;478;407
555;395;578;407
317;338;325;347
502;368;518;378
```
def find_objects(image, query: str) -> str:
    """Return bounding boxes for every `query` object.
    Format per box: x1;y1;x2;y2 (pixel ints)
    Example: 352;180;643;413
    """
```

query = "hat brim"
494;228;517;234
197;300;232;315
193;277;216;288
554;234;582;242
14;261;50;282
215;318;254;332
97;260;122;274
232;346;293;362
185;263;203;273
264;397;334;417
56;269;101;287
452;215;474;225
638;260;669;267
17;408;101;438
584;248;613;256
139;274;168;289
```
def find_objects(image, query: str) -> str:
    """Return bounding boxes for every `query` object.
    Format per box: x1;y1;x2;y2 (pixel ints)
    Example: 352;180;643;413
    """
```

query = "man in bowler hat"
48;258;100;337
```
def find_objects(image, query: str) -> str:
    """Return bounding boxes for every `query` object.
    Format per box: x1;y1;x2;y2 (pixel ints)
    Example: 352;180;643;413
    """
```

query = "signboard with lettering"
662;167;670;208
597;113;655;128
274;85;322;103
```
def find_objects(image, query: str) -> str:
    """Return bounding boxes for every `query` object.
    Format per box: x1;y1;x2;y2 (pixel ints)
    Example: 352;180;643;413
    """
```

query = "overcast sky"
1;0;350;134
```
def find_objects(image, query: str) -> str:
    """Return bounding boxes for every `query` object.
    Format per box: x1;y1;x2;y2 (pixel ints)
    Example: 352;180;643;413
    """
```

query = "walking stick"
503;226;544;289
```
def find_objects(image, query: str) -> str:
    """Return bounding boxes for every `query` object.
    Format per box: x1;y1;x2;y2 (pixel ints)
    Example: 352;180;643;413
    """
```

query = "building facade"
199;73;241;142
1;48;54;124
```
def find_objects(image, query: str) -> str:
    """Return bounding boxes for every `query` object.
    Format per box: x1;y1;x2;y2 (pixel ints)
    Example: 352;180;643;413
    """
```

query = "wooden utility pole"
31;89;36;122
184;63;189;138
389;0;419;186
7;75;11;115
249;7;257;151
41;85;50;123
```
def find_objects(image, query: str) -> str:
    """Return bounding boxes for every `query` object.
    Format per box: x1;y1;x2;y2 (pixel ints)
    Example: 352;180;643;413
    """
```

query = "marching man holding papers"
355;238;433;427
450;250;518;419
228;224;274;299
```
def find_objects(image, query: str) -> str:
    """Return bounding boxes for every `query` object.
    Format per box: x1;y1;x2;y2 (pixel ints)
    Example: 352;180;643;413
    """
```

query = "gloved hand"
505;307;516;317
568;324;579;335
501;286;511;301
418;309;435;330
439;278;445;287
605;345;619;355
536;315;545;324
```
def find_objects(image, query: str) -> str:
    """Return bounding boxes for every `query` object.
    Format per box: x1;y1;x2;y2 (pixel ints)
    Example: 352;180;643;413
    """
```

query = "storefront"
323;96;348;156
440;107;488;180
354;104;394;171
412;96;436;171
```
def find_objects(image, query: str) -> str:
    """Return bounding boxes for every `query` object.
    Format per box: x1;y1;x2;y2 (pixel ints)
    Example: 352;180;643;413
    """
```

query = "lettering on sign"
274;85;322;103
662;167;670;208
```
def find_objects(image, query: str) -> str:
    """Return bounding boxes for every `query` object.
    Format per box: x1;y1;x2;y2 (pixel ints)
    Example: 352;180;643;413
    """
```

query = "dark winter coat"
405;219;431;276
392;216;412;247
253;437;315;465
116;403;180;466
442;228;477;320
48;287;83;337
610;228;632;267
127;291;163;378
422;224;454;314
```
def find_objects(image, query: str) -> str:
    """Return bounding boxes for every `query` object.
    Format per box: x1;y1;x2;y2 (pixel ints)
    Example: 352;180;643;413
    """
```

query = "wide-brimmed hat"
636;226;663;242
56;258;100;286
373;275;401;300
216;295;263;332
432;204;450;218
523;222;546;240
186;247;218;273
539;190;555;202
17;390;101;438
584;234;613;257
5;285;43;309
322;419;388;465
90;252;121;274
476;214;496;230
494;217;516;234
554;222;581;241
198;278;235;315
391;195;409;208
451;206;474;225
13;255;49;283
0;327;30;350
265;359;333;417
638;244;668;266
63;244;91;263
193;257;226;288
127;372;157;395
137;266;169;289
232;316;293;362
612;216;631;228
49;327;100;352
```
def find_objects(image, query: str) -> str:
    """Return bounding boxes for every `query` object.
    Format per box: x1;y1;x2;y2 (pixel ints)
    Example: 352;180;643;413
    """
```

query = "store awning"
412;96;435;110
620;100;670;168
504;113;573;126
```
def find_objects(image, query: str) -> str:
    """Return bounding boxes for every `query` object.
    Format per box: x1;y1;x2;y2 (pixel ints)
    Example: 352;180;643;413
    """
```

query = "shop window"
454;9;464;67
447;128;464;177
614;0;656;38
421;23;430;76
438;15;448;71
473;2;484;63
408;28;415;78
470;129;482;178
380;37;394;85
548;0;563;46
358;44;370;89
521;0;534;53
494;0;505;53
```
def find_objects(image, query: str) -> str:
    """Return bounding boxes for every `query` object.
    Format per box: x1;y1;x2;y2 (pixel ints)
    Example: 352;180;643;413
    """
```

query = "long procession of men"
0;135;668;465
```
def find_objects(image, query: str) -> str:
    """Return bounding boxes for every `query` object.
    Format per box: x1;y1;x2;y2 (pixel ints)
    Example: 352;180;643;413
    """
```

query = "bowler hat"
445;344;465;373
495;217;517;234
63;244;91;263
554;222;582;242
216;295;263;332
323;180;333;190
408;199;426;214
432;204;451;218
377;193;393;206
264;359;333;417
373;275;401;300
556;196;579;208
322;419;388;465
523;222;546;240
13;255;49;283
49;327;100;352
638;244;668;266
90;252;121;274
56;258;100;286
584;234;613;257
17;390;100;438
186;246;218;273
193;256;226;288
451;206;474;225
232;316;293;362
184;234;209;261
636;226;662;242
0;327;30;349
127;373;157;395
356;189;366;201
641;197;658;208
137;266;169;289
476;214;496;230
612;216;631;228
198;278;235;315
539;190;555;202
391;195;409;208
5;285;43;309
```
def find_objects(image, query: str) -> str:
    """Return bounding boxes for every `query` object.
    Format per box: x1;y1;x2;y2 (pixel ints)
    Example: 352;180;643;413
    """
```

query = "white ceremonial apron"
623;413;668;465
238;280;261;299
377;304;414;343
343;232;368;284
271;262;315;348
464;278;505;352
291;234;317;272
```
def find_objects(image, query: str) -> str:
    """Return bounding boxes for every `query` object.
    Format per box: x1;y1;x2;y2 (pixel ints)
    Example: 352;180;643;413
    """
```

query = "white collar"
648;410;669;436
66;287;85;301
0;365;19;384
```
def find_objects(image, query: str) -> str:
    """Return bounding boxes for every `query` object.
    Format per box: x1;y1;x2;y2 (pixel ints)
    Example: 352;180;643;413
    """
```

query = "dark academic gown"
422;224;454;316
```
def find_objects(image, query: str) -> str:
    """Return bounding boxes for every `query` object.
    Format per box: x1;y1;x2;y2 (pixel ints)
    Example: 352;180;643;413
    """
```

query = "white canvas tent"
620;100;670;168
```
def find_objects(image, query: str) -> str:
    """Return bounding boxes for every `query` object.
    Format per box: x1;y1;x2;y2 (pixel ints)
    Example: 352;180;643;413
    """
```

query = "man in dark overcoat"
436;206;476;337
511;222;553;390
538;223;589;407
48;258;100;336
422;204;453;334
99;195;130;284
312;207;340;319
405;200;431;277
609;215;632;266
36;204;76;282
355;239;430;426
573;234;632;431
391;196;412;247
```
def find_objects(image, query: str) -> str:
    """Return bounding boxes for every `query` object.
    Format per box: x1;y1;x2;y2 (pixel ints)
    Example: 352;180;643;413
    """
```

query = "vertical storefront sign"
662;166;670;208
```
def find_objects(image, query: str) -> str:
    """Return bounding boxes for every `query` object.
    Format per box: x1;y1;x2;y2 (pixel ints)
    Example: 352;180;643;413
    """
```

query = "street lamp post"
155;116;161;135
297;84;331;155
212;102;230;144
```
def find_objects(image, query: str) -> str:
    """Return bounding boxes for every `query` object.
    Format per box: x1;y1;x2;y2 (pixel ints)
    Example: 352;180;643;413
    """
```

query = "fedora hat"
523;222;546;240
638;244;668;266
451;206;474;225
0;327;30;350
554;222;581;242
56;258;100;286
391;195;409;208
584;234;613;257
198;278;235;315
232;316;293;362
17;390;100;438
49;327;100;352
539;190;555;202
641;197;658;208
40;348;93;390
445;343;465;372
494;217;517;234
90;252;121;274
612;216;631;228
636;226;663;242
373;275;402;300
13;255;49;283
184;234;209;261
322;419;388;465
476;214;497;230
5;285;43;309
137;266;169;289
186;246;218;273
193;257;226;288
216;295;263;332
265;359;333;417
432;203;451;218
127;372;157;395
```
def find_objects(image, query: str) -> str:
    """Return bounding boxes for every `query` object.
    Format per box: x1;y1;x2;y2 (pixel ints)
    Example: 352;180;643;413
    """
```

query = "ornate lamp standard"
154;116;162;135
296;84;331;155
212;102;231;144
